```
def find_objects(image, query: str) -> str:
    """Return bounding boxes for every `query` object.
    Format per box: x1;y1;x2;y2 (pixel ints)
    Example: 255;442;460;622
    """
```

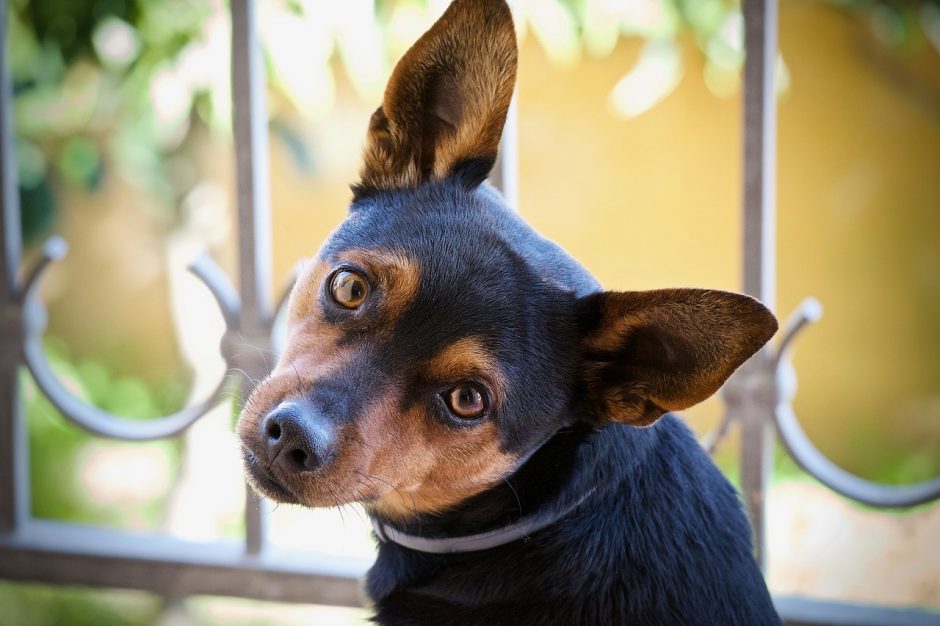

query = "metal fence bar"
231;0;274;557
490;98;519;209
739;0;778;570
771;300;940;507
0;520;370;605
776;597;940;626
0;2;937;624
0;0;28;536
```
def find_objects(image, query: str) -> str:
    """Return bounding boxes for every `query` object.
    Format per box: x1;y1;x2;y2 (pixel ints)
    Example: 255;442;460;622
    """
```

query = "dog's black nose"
261;400;334;473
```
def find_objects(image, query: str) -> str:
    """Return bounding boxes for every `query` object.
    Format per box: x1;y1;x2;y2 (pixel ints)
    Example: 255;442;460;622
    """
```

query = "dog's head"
236;0;777;520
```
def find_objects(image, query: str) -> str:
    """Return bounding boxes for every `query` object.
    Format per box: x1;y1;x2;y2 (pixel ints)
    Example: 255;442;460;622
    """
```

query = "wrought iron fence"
1;0;938;623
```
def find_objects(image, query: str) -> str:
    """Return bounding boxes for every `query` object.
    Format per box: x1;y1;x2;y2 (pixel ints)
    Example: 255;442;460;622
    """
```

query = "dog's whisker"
230;341;280;357
502;477;523;518
354;470;419;531
234;331;272;372
290;360;304;391
229;367;264;389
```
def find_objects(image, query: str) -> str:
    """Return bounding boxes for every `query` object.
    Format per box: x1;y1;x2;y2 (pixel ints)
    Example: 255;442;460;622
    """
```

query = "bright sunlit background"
3;0;939;623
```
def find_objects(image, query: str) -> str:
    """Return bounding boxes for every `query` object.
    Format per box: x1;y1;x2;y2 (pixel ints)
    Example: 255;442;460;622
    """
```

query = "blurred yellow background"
39;0;940;482
8;0;939;621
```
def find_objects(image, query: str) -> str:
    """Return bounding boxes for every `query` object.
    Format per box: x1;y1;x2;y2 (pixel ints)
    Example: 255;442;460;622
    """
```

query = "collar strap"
370;487;596;554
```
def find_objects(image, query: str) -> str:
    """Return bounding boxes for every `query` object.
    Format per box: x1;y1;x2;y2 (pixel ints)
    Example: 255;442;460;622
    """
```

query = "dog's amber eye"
329;269;369;309
445;383;487;419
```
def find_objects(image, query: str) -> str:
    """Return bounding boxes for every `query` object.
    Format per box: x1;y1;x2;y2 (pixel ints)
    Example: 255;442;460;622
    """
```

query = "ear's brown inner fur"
357;0;517;192
580;289;778;427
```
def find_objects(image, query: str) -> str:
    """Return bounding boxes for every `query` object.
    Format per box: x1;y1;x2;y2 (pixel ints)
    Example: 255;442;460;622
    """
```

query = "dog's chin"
241;448;299;504
240;447;371;508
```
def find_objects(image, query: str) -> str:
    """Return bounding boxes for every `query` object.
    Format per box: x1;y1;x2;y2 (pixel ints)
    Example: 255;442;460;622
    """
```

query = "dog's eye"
329;269;369;309
444;383;487;419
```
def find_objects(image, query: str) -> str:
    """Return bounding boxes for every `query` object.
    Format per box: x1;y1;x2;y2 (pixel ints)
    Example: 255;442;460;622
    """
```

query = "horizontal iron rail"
0;0;937;622
2;523;938;626
776;597;940;626
0;520;369;605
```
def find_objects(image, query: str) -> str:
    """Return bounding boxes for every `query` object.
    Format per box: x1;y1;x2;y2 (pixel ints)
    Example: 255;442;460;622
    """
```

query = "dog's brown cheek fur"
363;337;514;519
363;404;515;520
238;247;416;430
238;251;519;515
234;325;355;504
236;261;335;445
236;259;353;503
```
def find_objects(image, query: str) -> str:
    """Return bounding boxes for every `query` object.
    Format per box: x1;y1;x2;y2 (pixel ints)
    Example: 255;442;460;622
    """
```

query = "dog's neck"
367;422;619;546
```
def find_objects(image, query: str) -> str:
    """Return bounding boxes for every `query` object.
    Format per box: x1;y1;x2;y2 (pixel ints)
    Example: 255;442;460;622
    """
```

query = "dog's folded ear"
355;0;517;195
576;289;778;427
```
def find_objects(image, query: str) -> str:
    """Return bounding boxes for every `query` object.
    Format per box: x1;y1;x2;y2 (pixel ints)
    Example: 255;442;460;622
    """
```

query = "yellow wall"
48;1;940;479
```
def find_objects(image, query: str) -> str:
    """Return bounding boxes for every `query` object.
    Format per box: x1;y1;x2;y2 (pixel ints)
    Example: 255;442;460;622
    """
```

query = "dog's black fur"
369;419;777;626
237;1;783;624
350;181;782;625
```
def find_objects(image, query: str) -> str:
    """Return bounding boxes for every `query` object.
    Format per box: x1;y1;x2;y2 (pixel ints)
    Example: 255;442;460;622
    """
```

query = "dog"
236;0;782;623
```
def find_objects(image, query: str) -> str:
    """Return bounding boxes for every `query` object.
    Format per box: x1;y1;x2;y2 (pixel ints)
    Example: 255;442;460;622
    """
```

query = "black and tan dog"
237;0;782;623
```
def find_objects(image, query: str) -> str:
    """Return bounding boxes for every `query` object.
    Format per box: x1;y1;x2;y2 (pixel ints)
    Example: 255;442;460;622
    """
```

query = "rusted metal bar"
0;0;28;535
17;237;232;441
773;300;940;507
775;596;940;626
0;520;368;605
739;0;778;570
231;0;274;556
490;97;519;210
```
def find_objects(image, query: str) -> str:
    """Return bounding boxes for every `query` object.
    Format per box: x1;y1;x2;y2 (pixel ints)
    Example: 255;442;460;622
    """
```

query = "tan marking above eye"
329;269;369;309
425;337;507;405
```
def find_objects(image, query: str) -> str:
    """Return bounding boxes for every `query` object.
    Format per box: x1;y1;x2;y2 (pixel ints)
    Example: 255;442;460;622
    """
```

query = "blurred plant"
10;0;225;242
0;582;162;626
10;0;940;243
24;336;186;528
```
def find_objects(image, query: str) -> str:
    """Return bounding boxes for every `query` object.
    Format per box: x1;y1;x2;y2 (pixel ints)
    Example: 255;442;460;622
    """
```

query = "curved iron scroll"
19;236;297;442
772;298;940;508
21;238;940;505
708;296;940;509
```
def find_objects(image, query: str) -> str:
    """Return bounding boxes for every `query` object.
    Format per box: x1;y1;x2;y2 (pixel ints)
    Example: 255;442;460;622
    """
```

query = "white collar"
370;486;596;554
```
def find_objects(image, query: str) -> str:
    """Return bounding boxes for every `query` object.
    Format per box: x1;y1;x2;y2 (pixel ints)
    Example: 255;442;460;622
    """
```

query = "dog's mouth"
241;447;299;503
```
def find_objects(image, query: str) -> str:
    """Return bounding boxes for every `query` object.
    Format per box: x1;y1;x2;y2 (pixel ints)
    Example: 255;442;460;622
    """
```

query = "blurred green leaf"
19;176;56;244
93;16;141;67
56;136;101;188
15;138;47;188
9;0;936;234
610;39;683;118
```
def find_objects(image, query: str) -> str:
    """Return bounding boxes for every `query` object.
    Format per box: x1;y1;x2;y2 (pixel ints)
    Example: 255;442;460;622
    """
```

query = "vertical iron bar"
740;0;778;569
489;0;518;210
491;98;519;211
0;0;28;535
231;0;273;556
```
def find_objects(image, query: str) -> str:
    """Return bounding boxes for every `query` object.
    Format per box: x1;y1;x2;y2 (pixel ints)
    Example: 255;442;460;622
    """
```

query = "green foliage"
25;337;185;527
0;583;162;626
11;0;940;243
5;339;190;623
10;0;214;242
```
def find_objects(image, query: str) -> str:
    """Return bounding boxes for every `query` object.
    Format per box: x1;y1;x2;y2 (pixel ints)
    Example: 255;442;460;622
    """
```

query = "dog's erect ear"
355;0;517;194
577;289;778;427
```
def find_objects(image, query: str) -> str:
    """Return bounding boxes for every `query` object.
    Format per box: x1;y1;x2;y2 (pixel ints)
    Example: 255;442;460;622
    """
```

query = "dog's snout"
261;400;334;473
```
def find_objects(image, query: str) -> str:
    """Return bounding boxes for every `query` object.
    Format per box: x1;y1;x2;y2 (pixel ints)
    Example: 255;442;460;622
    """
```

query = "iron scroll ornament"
772;298;940;508
19;236;296;442
699;298;940;510
18;237;940;506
